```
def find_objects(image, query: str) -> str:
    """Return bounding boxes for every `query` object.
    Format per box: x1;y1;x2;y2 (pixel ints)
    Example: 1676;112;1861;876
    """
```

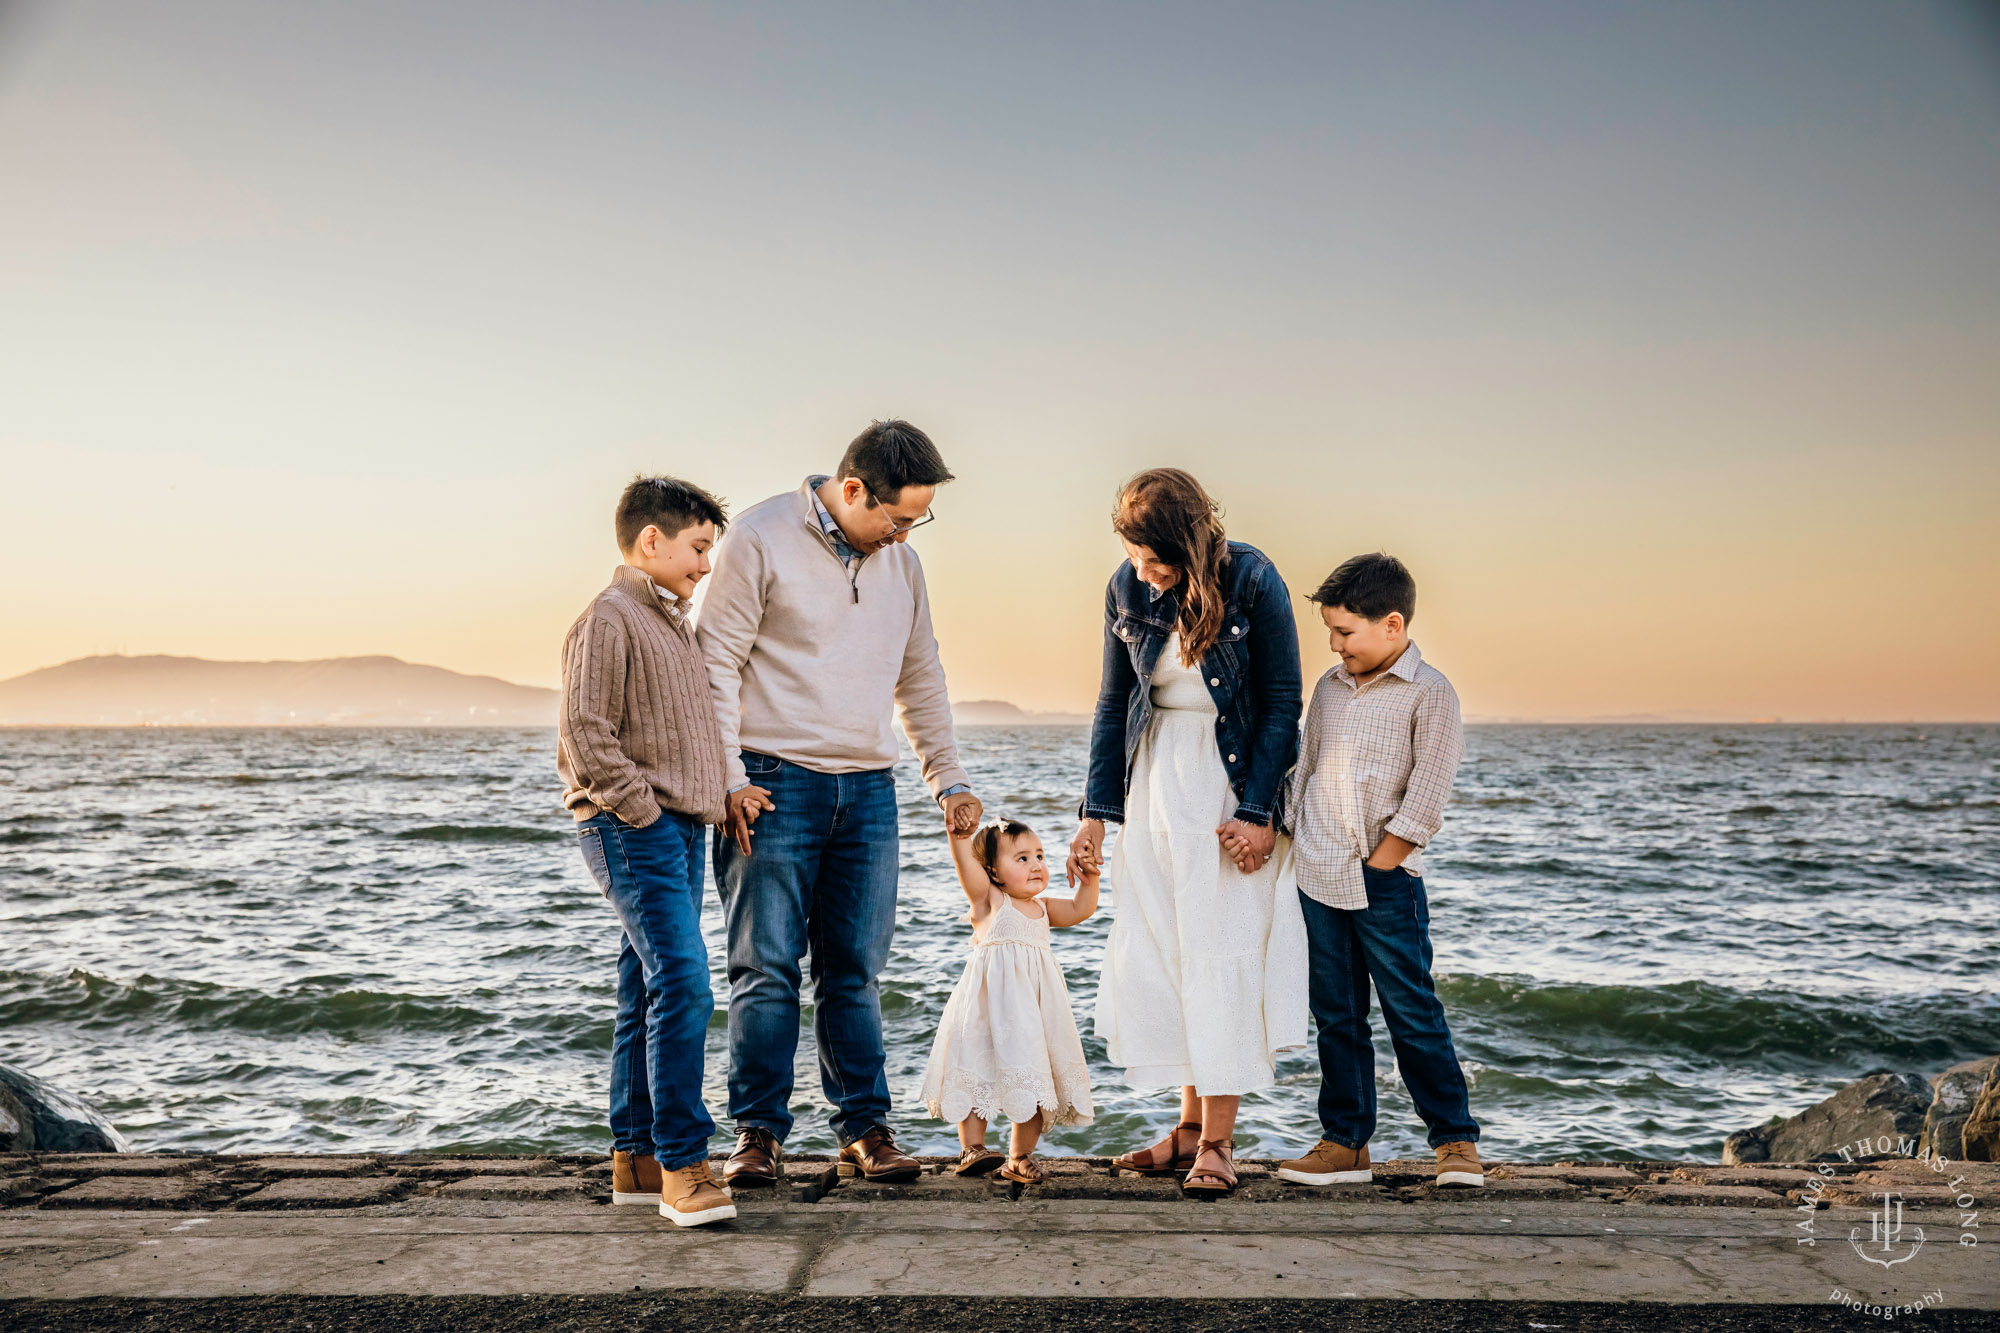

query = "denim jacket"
1081;541;1302;827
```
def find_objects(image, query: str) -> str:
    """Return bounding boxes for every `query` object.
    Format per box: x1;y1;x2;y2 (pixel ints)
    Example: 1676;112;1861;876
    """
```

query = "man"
697;419;982;1187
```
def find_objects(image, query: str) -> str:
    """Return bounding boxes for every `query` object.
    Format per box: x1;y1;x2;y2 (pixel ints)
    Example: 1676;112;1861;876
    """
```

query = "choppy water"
1;725;1995;1162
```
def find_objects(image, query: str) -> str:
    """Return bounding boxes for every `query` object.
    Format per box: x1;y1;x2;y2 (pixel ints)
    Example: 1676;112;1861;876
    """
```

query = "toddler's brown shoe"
1435;1141;1484;1187
1276;1140;1372;1186
611;1150;661;1205
658;1159;737;1227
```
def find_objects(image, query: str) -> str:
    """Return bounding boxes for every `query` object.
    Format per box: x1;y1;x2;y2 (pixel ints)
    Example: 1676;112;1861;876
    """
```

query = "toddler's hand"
943;790;983;839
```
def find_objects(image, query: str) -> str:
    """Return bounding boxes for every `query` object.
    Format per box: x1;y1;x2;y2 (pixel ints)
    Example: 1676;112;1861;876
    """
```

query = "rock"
1964;1065;2000;1162
1722;1072;1929;1164
1918;1055;2000;1160
0;1063;128;1153
1721;1119;1777;1165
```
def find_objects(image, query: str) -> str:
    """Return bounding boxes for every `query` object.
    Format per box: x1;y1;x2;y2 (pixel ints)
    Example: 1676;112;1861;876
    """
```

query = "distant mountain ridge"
0;656;1092;730
0;655;558;726
951;699;1088;726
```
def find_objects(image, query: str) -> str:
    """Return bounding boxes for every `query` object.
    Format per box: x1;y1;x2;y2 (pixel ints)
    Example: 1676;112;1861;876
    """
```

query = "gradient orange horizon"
2;4;1996;721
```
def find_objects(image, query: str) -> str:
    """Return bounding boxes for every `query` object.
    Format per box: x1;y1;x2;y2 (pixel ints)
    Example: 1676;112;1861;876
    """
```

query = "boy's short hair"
837;419;954;504
1310;552;1416;623
614;475;729;551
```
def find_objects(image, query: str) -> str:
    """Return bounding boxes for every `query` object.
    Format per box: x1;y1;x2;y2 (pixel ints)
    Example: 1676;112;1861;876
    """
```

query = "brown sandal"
953;1145;1004;1177
1182;1139;1238;1199
999;1154;1045;1185
1112;1121;1202;1176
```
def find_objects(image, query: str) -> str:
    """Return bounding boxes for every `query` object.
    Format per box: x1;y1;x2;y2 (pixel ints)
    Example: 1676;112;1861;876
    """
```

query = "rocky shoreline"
1724;1056;2000;1166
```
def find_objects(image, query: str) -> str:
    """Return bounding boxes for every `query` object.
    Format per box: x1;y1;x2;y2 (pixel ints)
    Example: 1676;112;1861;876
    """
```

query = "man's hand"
725;784;776;857
1217;818;1276;874
943;790;983;839
1068;818;1106;885
1365;832;1417;871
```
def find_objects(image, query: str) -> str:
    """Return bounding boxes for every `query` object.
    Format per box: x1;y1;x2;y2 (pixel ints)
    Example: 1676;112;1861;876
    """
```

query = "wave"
0;967;559;1039
1441;973;2000;1069
394;825;568;844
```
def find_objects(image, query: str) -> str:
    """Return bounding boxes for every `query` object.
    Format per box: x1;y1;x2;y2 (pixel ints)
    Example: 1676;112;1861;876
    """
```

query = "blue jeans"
713;752;900;1145
578;809;717;1170
1300;865;1479;1149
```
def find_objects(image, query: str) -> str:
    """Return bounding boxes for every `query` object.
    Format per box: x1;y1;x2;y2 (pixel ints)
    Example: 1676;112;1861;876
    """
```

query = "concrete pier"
2;1153;1993;1329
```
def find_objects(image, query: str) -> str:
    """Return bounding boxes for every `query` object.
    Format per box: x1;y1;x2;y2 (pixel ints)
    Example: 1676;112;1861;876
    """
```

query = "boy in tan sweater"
559;475;735;1227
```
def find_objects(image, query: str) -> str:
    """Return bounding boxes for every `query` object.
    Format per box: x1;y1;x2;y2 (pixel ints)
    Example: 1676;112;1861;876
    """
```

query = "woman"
1071;468;1307;1197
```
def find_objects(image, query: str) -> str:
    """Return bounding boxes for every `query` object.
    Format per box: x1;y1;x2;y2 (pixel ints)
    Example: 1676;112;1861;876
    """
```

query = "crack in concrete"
790;1214;847;1296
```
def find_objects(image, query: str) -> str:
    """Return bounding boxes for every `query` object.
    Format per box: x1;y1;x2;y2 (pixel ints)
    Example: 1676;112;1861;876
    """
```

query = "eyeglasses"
866;487;937;533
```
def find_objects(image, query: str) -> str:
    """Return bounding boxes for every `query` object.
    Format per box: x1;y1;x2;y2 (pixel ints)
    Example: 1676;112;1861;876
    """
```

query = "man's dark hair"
1310;552;1417;623
837;419;954;505
614;475;728;551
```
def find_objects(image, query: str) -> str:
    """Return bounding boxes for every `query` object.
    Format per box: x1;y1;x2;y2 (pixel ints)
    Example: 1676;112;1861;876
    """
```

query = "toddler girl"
918;817;1099;1184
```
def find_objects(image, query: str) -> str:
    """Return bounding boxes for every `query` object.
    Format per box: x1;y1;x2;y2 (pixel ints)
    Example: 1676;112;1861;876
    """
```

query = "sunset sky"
2;2;1996;720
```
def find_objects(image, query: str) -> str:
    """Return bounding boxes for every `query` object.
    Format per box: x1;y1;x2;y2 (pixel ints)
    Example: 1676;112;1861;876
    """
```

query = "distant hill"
952;699;1088;727
0;655;558;726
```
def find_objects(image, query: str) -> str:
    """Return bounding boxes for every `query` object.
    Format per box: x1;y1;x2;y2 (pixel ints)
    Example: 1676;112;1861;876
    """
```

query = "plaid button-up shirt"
807;475;864;579
1285;641;1464;909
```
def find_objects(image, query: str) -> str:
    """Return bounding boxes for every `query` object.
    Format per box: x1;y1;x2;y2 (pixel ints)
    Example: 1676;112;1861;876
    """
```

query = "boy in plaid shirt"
1274;553;1483;1188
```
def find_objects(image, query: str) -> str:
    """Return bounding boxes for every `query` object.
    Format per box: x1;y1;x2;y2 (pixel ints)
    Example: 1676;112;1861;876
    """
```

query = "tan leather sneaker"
610;1149;662;1205
658;1159;737;1227
1276;1140;1372;1186
1436;1141;1485;1187
837;1124;922;1182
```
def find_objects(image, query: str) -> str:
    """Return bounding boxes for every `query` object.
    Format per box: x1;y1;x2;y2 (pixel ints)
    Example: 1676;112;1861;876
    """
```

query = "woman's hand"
1068;819;1106;884
1217;818;1275;874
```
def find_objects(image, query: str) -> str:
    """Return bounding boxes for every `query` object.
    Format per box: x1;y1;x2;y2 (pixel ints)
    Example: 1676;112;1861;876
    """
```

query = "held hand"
726;784;776;857
943;791;983;839
1216;819;1276;874
1067;818;1105;885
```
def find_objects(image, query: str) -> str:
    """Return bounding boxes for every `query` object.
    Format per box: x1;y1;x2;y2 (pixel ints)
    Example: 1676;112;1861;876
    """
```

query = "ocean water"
1;724;1995;1163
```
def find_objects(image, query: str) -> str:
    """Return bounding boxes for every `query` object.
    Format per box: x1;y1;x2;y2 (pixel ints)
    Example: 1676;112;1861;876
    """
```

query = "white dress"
920;898;1095;1126
1095;632;1309;1093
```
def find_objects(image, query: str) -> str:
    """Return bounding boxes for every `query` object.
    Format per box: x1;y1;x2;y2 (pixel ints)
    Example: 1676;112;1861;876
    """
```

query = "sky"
1;0;1996;720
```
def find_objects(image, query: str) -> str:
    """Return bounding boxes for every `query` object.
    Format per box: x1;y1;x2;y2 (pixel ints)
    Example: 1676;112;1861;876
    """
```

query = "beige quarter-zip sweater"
696;479;969;796
558;564;727;827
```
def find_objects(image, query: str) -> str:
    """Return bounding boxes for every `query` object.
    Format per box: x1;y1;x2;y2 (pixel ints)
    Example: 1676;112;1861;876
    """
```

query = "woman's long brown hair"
1112;468;1230;667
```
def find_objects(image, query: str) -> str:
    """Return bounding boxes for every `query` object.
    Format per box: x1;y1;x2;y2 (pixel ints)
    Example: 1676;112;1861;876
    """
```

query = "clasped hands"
1067;814;1275;879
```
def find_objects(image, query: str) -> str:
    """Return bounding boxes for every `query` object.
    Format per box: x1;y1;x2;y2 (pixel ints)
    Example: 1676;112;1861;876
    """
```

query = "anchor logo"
1849;1192;1926;1268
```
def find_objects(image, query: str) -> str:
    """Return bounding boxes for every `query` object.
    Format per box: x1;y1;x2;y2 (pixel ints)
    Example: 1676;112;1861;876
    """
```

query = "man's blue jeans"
1301;864;1480;1149
714;752;899;1145
577;809;717;1170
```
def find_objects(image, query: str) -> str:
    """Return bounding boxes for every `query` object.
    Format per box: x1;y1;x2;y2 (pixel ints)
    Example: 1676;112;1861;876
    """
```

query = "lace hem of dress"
924;1060;1095;1127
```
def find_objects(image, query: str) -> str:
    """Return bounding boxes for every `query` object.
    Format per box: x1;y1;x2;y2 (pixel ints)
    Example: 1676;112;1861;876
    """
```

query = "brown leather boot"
658;1159;736;1227
837;1124;921;1182
610;1149;662;1204
1276;1140;1372;1186
724;1127;783;1189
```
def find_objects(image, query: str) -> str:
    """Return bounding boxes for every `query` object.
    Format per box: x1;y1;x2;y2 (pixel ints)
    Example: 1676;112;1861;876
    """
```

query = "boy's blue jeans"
714;752;900;1145
1300;864;1480;1149
577;809;717;1171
